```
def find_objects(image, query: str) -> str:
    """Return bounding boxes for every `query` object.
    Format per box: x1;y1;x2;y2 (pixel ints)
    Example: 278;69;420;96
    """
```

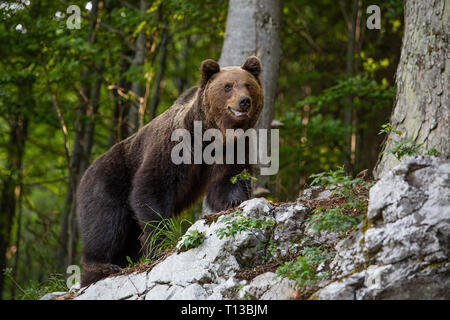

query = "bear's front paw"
206;179;250;212
222;192;249;210
83;263;122;275
227;199;244;209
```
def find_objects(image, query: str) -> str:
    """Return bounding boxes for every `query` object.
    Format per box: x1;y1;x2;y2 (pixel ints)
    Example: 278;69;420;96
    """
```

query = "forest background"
0;0;406;299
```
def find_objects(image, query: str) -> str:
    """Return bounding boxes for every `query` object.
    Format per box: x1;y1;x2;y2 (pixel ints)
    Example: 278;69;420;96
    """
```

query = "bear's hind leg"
80;263;122;287
79;203;140;286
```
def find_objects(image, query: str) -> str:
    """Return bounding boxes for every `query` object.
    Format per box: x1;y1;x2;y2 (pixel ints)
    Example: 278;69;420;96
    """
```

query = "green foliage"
309;167;356;190
3;268;67;300
306;207;362;234
378;122;441;160
426;148;441;156
122;255;152;273
378;123;402;136
230;170;257;185
384;138;422;160
306;168;369;236
0;0;406;299
275;0;403;200
215;211;277;263
275;246;334;288
263;239;279;264
215;211;275;240
178;229;205;253
141;207;193;258
296;74;395;110
277;73;395;199
309;167;368;199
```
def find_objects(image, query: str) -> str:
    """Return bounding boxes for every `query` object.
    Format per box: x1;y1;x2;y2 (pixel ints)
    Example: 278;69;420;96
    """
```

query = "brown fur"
77;56;264;286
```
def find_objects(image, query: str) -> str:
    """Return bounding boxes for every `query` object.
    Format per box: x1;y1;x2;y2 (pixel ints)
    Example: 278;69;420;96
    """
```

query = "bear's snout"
227;95;252;119
238;96;251;111
228;105;249;119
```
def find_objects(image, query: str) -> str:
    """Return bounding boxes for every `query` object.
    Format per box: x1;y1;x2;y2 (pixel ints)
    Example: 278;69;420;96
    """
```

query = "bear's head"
200;56;264;133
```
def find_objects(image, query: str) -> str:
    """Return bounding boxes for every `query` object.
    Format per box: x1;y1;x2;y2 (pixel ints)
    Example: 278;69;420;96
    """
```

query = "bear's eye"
224;84;232;92
245;83;251;90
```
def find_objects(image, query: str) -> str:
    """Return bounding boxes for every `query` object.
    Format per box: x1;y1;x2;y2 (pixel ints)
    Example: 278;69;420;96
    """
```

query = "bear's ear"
200;59;220;87
241;56;262;80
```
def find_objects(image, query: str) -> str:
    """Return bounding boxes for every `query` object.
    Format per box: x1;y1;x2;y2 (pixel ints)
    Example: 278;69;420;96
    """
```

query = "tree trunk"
149;20;170;119
57;70;103;271
218;0;282;194
174;36;191;95
56;0;102;271
56;90;84;271
109;48;132;146
127;0;147;136
373;0;449;179
0;79;31;299
10;181;23;299
341;0;359;176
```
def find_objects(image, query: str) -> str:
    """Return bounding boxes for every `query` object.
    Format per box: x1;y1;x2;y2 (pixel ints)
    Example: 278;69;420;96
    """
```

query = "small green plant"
300;247;334;267
275;246;334;288
379;122;424;160
126;255;133;264
426;148;441;156
309;167;347;188
230;169;257;184
122;255;152;273
215;210;277;263
138;256;152;264
378;123;402;136
309;167;369;202
276;257;315;287
306;168;369;236
262;239;278;263
141;205;193;258
215;210;275;240
178;229;205;253
384;137;422;160
3;268;67;300
306;207;362;235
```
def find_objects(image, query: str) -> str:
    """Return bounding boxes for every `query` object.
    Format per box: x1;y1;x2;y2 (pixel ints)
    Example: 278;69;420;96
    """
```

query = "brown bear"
76;56;264;286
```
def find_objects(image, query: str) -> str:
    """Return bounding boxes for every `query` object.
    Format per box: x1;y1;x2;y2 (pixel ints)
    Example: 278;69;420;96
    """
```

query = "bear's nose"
238;96;251;111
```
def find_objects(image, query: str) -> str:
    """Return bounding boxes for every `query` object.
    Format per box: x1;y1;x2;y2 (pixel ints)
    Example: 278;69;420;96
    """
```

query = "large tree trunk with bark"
218;0;282;194
373;0;449;179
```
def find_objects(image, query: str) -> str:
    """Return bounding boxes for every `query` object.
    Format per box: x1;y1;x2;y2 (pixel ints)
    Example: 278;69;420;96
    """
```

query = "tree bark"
56;0;103;271
341;0;359;176
10;178;24;299
127;0;147;136
174;36;191;95
149;20;169;119
218;0;282;193
0;79;31;299
109;48;132;146
373;0;449;178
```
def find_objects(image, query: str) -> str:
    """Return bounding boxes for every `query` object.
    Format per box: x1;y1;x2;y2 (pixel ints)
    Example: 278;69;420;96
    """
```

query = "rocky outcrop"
44;156;449;300
316;156;450;299
68;197;306;300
